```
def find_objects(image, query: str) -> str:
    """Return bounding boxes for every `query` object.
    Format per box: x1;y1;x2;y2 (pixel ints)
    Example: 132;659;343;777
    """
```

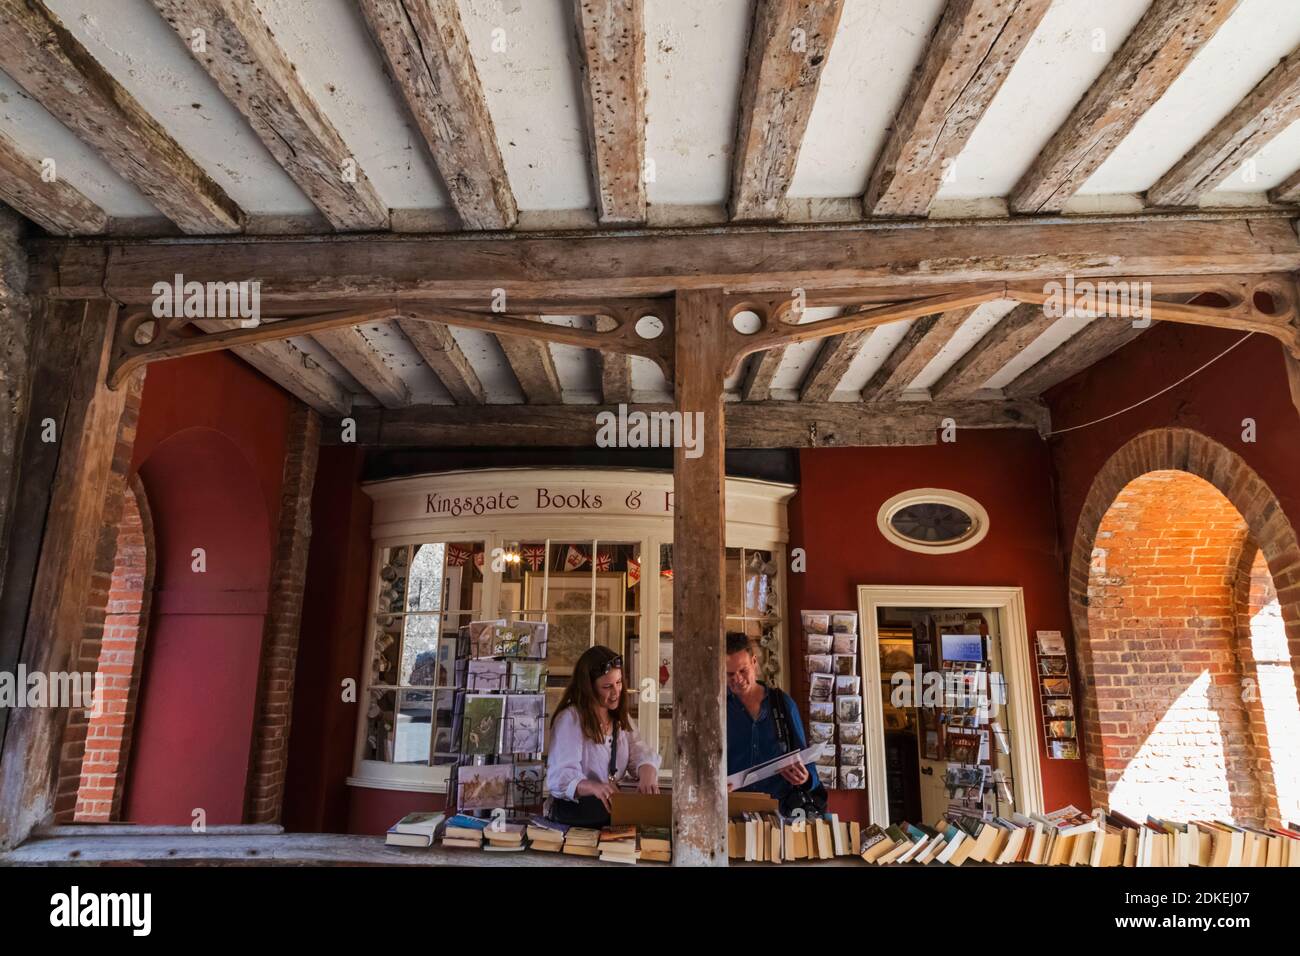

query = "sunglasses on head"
597;655;623;675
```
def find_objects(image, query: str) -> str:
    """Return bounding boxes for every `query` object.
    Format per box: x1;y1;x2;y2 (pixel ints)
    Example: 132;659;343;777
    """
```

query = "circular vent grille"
877;489;989;554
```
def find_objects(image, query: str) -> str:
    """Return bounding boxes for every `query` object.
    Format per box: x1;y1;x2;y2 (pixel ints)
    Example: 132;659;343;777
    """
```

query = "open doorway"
857;586;1043;829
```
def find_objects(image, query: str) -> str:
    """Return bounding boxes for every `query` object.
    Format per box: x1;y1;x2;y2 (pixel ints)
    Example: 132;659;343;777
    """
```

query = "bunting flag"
594;549;612;572
564;545;588;572
521;544;546;571
661;568;673;580
446;543;470;567
627;556;641;587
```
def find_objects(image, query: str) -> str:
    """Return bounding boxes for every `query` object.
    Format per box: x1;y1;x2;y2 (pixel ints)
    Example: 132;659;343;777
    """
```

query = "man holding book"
725;633;824;812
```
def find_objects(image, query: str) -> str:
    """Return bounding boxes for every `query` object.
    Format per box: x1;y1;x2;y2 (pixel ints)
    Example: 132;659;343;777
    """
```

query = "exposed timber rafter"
496;332;564;404
0;130;107;236
929;303;1052;399
860;307;973;401
396;317;485;405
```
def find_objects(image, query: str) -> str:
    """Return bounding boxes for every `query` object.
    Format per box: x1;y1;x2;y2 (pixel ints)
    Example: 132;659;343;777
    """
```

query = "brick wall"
1086;469;1264;824
246;403;321;823
56;370;145;823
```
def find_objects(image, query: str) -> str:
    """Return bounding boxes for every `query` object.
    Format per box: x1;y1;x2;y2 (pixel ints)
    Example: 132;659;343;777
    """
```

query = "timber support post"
670;287;729;866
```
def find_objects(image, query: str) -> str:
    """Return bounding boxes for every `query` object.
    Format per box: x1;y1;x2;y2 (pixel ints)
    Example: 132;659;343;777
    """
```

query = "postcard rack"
447;618;551;819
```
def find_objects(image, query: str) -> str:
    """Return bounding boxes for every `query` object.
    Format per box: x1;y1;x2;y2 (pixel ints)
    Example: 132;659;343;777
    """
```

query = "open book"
727;742;826;790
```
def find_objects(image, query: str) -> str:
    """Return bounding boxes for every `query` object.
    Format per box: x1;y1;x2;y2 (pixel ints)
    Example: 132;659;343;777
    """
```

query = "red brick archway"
1069;429;1300;821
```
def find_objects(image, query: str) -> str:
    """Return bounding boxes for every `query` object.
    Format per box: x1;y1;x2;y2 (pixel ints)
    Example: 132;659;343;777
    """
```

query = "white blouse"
546;706;661;801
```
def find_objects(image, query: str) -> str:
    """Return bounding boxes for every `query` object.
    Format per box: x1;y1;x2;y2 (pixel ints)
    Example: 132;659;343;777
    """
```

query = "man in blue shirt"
725;632;822;806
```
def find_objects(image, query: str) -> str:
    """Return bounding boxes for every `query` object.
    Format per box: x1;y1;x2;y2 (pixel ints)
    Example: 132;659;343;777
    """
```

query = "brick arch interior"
1069;429;1300;823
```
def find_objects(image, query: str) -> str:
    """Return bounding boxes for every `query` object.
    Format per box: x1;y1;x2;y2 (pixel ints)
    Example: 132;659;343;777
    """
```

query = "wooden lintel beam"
322;398;1050;448
396;317;485;405
730;0;844;222
1150;46;1300;206
40;216;1300;305
312;325;411;409
0;0;242;234
496;332;563;404
864;0;1050;217
359;0;517;230
930;303;1052;399
150;0;390;231
860;307;973;401
0;130;107;236
799;328;869;402
1010;0;1243;214
573;0;646;225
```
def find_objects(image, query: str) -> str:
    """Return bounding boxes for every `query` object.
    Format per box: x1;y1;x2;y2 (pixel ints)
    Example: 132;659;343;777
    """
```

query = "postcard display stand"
802;611;865;790
448;619;551;818
1035;630;1080;760
931;614;1014;821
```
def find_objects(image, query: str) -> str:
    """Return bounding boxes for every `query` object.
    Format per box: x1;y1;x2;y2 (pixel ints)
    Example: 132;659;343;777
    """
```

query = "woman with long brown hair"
546;645;660;827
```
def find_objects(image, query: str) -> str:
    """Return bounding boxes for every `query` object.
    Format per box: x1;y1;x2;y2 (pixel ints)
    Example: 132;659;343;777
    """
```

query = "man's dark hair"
725;632;752;655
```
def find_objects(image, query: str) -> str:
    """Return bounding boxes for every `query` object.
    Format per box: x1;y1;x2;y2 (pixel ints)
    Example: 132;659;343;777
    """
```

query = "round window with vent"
877;489;989;554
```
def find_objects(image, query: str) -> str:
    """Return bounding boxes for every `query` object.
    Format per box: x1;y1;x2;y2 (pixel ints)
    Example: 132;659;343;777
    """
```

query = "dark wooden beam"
740;347;785;402
1149;46;1300;206
670;287;727;867
599;352;632;405
930;303;1052;398
37;216;1300;304
322;398;1049;447
1005;317;1155;397
1269;166;1300;204
0;301;130;849
312;326;411;408
573;0;646;225
150;0;390;232
799;329;869;401
397;318;485;405
358;0;517;230
864;0;1050;217
860;307;972;401
0;131;107;236
1010;0;1242;214
729;0;844;222
495;333;563;404
0;0;242;234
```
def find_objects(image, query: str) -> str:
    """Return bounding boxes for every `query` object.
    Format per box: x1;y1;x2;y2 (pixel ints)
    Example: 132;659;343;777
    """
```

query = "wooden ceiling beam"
1148;46;1300;206
323;399;1049;448
312;326;411;409
929;303;1052;398
150;0;390;232
0;130;107;236
864;0;1050;217
599;352;632;405
573;0;646;225
740;348;785;402
729;0;844;222
799;329;869;402
1004;316;1154;398
496;332;563;404
396;317;485;405
358;0;517;230
1010;0;1242;214
860;307;973;402
0;0;242;233
40;216;1300;304
193;319;352;415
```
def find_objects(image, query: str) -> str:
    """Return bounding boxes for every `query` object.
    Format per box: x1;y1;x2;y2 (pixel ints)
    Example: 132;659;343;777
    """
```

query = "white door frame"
856;585;1044;828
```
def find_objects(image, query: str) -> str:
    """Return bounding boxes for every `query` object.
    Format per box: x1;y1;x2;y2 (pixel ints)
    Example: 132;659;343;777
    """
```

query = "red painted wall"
1047;324;1300;562
788;430;1091;821
121;352;290;824
282;445;377;834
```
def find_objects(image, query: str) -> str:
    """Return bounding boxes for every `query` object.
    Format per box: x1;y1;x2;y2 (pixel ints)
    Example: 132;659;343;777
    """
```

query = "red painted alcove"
122;427;271;825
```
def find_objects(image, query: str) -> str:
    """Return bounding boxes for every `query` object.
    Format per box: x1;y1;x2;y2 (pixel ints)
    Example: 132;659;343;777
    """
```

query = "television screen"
941;633;983;663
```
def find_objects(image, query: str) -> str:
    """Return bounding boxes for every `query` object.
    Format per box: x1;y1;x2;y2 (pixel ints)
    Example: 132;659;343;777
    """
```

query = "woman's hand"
637;764;660;795
575;778;617;810
779;762;810;786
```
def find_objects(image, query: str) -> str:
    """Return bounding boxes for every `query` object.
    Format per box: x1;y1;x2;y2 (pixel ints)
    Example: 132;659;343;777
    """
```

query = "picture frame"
524;570;626;677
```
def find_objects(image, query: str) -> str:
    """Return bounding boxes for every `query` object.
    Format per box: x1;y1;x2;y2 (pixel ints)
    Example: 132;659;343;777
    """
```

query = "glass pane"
890;503;974;543
376;546;409;615
400;614;440;686
364;690;396;762
393;689;434;765
370;618;401;687
497;540;543;615
724;548;743;617
405;542;445;614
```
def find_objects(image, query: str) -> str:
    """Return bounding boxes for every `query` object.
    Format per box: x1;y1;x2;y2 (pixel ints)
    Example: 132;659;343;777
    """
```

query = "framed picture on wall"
524;571;626;676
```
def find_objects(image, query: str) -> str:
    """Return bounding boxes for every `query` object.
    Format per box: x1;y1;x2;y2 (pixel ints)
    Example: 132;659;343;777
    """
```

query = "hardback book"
441;836;483;849
565;827;602;847
390;811;445;838
386;829;434;848
561;843;600;857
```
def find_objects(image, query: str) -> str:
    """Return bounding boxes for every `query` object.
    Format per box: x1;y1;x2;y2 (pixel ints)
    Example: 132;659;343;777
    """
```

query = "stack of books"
640;826;672;863
385;811;444;848
561;827;601;858
598;825;640;864
483;821;527;852
857;807;1300;867
525;816;567;853
441;813;489;849
726;811;860;862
